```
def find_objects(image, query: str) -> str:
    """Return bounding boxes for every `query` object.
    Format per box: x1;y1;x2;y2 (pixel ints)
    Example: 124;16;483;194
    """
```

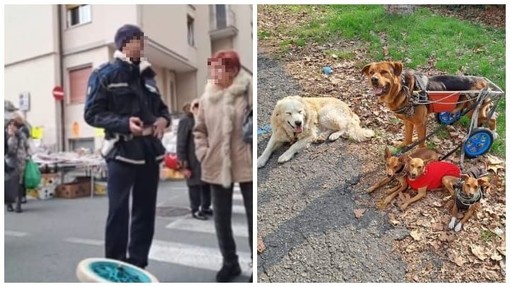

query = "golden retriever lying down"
257;95;374;168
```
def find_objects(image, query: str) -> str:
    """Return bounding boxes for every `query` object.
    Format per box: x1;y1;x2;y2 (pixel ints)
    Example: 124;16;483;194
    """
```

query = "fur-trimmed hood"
113;50;152;73
202;70;252;105
193;69;253;188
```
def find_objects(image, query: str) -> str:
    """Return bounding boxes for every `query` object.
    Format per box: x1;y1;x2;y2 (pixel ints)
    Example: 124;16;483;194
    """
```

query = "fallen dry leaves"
354;208;366;219
257;236;266;254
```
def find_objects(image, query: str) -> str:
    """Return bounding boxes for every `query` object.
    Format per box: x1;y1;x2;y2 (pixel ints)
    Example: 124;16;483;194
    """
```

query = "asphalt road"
4;180;252;282
257;54;408;283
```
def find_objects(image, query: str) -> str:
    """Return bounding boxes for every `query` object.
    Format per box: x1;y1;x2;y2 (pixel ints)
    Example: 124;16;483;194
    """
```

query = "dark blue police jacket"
84;53;171;165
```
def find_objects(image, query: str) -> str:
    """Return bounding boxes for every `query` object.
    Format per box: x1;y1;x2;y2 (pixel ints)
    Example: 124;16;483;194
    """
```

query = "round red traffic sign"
53;86;64;101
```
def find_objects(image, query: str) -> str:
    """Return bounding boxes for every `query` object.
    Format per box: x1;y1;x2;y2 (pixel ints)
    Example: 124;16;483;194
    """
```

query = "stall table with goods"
31;151;107;199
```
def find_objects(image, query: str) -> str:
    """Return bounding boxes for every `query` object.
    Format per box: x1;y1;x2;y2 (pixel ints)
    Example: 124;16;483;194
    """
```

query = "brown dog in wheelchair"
361;61;494;148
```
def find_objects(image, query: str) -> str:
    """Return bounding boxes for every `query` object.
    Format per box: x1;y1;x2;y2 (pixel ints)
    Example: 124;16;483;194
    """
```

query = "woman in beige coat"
194;50;252;282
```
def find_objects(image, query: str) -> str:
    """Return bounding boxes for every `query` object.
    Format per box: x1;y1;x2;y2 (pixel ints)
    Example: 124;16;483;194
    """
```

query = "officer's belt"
116;126;154;141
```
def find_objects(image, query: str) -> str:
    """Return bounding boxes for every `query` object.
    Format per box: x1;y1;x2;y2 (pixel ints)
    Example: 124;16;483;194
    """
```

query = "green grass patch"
258;30;271;40
426;142;438;150
325;49;356;60
436;126;449;139
390;117;401;124
459;115;471;129
481;229;497;243
263;5;506;157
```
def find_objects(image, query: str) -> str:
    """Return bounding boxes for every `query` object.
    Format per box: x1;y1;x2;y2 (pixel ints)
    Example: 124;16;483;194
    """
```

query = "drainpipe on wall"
57;4;66;151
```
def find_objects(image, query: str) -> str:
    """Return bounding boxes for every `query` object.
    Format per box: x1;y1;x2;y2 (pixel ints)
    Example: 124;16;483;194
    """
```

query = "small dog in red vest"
400;156;461;210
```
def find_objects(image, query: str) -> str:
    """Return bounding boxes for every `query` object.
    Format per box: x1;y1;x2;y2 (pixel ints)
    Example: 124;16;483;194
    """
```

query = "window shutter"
69;66;92;104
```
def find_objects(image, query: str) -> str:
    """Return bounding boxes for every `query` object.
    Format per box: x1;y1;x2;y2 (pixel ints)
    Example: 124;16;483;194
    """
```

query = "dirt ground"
257;5;506;283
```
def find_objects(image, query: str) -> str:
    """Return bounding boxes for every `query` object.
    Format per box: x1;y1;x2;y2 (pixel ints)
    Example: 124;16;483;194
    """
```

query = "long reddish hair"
208;50;241;75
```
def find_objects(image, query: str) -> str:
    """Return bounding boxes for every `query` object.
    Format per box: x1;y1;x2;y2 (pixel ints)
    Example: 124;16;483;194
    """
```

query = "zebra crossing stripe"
165;215;250;238
5;230;28;237
65;237;104;246
149;239;252;274
62;237;252;275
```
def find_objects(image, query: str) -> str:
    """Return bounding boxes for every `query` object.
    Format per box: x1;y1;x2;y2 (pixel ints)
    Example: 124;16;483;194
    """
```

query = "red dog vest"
407;161;460;190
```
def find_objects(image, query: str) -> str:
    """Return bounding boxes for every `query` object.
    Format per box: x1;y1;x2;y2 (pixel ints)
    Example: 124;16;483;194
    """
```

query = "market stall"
31;150;107;199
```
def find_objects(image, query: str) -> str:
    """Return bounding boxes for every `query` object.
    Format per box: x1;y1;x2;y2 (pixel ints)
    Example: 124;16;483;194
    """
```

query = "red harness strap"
407;161;461;190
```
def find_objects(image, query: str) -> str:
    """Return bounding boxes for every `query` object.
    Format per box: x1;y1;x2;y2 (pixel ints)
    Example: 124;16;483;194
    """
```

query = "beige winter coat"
193;70;253;187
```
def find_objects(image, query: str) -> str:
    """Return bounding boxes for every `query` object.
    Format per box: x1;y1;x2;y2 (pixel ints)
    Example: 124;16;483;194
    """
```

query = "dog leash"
398;98;480;156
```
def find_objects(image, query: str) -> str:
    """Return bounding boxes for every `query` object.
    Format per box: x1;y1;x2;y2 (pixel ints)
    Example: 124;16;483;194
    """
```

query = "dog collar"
454;180;482;209
395;163;406;176
393;82;415;117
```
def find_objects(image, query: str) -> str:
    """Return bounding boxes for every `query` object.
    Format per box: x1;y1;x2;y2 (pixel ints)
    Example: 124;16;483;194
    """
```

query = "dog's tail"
349;123;375;142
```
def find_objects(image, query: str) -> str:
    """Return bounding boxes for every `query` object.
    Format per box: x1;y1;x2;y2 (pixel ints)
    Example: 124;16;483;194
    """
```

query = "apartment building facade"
4;4;253;151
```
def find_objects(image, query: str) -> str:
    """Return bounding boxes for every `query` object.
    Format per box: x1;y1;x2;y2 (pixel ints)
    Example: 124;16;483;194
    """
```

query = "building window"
187;15;195;46
215;5;227;29
69;66;92;104
66;4;91;27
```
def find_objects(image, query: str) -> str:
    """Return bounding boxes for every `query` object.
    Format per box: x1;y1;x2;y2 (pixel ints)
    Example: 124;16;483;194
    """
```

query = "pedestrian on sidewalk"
193;50;253;282
5;114;30;213
84;24;171;269
177;101;212;220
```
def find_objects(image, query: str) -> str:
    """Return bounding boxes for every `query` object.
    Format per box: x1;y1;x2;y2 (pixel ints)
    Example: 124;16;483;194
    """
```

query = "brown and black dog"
443;165;490;232
361;61;492;148
367;147;439;208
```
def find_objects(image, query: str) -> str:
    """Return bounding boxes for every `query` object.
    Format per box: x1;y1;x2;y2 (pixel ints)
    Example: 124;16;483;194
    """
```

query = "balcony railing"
209;6;238;40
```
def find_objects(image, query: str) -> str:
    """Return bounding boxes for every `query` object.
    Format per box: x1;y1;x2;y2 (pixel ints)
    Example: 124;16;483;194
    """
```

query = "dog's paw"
399;202;409;211
375;199;388;209
448;217;457;230
314;137;326;144
257;157;267;169
493;132;499;140
277;153;293;164
328;131;344;141
454;222;463;232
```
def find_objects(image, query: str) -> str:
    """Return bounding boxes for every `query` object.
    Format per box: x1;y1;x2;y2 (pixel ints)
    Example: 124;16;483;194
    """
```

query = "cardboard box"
94;181;107;196
27;173;60;200
55;177;91;199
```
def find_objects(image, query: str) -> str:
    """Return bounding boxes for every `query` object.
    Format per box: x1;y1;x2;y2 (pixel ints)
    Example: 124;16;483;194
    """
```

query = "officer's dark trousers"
105;160;159;268
210;182;253;265
189;184;212;212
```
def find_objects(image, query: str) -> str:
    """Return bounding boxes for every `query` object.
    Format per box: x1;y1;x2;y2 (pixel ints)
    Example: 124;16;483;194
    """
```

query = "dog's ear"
361;64;371;77
478;177;490;187
460;174;470;181
391;62;403;77
272;101;282;120
384;147;392;159
422;158;435;166
403;155;412;164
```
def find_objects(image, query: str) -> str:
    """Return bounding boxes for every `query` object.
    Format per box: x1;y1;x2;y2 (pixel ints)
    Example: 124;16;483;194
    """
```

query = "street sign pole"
52;86;65;151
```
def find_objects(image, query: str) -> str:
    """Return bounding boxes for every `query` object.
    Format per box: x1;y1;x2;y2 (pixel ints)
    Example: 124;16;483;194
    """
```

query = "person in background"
5;114;30;213
177;101;213;220
193;50;253;282
84;24;170;269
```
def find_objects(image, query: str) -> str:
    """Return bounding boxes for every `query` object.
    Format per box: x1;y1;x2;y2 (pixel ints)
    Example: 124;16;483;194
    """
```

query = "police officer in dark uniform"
84;24;171;269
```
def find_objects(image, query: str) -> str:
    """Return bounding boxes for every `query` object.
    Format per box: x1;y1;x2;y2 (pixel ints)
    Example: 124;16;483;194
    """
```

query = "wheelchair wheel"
436;111;461;125
464;128;493;159
76;258;158;283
